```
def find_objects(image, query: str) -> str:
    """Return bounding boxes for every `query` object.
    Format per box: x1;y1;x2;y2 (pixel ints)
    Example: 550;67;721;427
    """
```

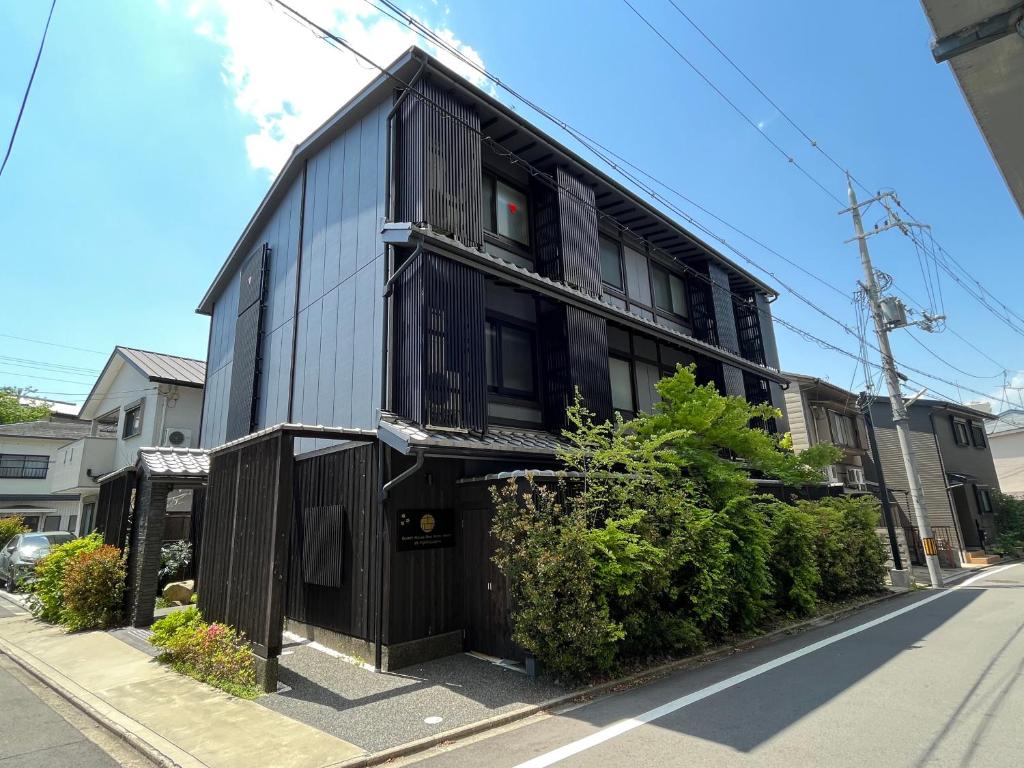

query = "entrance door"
460;506;521;661
950;486;980;548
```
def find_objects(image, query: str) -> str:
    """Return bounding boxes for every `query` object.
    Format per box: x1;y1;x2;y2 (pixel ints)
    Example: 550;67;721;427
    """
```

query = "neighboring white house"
2;347;205;537
67;347;206;531
0;418;112;533
988;409;1024;499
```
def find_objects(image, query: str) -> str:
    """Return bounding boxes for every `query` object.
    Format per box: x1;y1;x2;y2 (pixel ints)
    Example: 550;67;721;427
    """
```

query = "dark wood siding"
197;433;293;658
537;300;612;429
393;251;487;431
286;444;379;641
687;270;719;347
734;293;767;366
384;457;463;644
395;77;483;248
226;245;270;441
95;471;136;549
531;167;601;295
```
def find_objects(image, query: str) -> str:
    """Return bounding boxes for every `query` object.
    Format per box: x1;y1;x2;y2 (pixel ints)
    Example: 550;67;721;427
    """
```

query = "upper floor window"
485;317;536;399
970;422;986;448
0;454;49;479
650;263;688;318
976;486;993;513
952;418;970;446
828;411;858;448
122;403;143;439
609;355;635;418
599;235;624;291
482;172;530;246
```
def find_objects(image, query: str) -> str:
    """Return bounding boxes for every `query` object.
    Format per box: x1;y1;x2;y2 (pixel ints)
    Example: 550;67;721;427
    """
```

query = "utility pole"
858;391;903;571
844;178;944;588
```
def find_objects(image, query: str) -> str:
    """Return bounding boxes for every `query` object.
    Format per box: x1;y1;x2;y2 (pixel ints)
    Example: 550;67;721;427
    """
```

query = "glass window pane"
66;516;77;533
485;322;497;387
651;266;672;312
610;357;633;412
634;361;661;414
43;515;61;532
500;326;534;394
669;274;687;316
599;236;623;289
495;181;530;245
482;174;496;232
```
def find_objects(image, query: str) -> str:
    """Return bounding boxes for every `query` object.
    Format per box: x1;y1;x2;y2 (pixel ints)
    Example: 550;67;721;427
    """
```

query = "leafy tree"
991;492;1024;554
0;387;52;424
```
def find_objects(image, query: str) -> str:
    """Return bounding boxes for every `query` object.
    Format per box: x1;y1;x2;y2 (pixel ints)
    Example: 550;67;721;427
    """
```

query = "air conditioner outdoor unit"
847;467;867;489
162;428;192;448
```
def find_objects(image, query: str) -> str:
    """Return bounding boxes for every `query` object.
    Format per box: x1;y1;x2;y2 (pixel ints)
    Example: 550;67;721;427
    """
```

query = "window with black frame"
976;486;993;513
969;421;986;448
0;454;49;479
650;263;688;318
485;317;537;399
482;171;530;247
122;403;143;439
952;418;971;446
599;234;624;291
609;355;635;418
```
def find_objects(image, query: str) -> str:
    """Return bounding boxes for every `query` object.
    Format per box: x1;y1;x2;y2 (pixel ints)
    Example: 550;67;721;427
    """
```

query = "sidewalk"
0;598;363;768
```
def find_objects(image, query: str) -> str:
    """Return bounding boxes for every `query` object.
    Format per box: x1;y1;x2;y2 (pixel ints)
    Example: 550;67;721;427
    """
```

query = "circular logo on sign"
420;514;436;534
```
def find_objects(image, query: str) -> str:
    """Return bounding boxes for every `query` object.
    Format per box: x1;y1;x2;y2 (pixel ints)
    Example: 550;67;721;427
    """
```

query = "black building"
195;48;788;671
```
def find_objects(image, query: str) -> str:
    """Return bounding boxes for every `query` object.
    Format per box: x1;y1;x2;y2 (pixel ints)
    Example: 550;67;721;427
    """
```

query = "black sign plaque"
396;508;455;551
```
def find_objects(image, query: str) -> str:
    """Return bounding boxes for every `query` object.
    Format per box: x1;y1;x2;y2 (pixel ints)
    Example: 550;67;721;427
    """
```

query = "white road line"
513;563;1020;768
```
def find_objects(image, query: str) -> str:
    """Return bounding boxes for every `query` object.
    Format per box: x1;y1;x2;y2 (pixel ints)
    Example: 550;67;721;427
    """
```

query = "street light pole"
845;178;943;588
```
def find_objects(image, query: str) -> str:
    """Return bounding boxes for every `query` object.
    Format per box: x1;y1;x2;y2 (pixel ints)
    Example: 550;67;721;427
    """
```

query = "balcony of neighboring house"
48;436;116;502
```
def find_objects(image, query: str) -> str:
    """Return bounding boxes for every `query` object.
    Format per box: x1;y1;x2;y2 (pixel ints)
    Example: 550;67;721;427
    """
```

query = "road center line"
513;563;1020;768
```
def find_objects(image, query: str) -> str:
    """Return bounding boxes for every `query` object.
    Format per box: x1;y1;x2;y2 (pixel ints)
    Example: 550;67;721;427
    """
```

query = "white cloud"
165;0;488;175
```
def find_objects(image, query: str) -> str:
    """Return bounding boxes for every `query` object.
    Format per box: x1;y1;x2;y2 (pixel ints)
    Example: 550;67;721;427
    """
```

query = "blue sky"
1;0;1022;411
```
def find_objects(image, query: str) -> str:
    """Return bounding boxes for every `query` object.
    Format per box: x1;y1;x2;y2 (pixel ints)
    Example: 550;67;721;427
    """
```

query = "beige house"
988;409;1024;499
783;373;870;492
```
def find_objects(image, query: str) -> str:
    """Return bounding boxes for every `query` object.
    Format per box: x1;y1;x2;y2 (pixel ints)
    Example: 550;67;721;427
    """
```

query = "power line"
0;355;100;375
0;369;98;385
0;0;56;178
0;333;106;355
899;330;1005;380
620;0;845;207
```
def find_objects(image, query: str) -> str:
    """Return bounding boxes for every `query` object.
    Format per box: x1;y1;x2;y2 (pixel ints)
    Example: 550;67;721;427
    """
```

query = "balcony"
49;437;116;494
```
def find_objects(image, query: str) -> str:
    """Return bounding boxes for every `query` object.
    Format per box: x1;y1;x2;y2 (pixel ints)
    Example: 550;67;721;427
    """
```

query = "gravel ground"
258;643;567;752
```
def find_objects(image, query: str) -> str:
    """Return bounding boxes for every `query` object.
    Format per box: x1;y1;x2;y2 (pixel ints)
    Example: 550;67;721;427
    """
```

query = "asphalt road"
0;599;153;767
409;564;1024;768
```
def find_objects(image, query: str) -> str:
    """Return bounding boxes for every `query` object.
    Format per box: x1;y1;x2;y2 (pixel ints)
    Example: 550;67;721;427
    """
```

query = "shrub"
992;492;1024;554
28;533;104;623
0;516;28;548
61;545;126;631
158;540;192;585
803;496;885;601
719;496;774;632
150;605;202;648
150;606;258;698
491;480;624;681
768;501;821;615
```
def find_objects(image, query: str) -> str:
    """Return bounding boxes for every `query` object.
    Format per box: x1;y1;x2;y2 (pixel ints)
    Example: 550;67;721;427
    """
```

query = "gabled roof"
989;409;1024;436
0;419;112;441
79;347;206;420
198;47;776;315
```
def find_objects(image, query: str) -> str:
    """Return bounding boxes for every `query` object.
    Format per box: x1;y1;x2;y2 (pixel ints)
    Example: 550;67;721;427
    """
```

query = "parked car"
0;532;75;592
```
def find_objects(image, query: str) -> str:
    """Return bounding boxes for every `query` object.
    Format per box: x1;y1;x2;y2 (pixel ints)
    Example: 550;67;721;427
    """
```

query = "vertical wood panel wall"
286;444;379;641
197;433;293;658
395;77;483;248
538;300;612;429
393;251;486;431
530;168;601;295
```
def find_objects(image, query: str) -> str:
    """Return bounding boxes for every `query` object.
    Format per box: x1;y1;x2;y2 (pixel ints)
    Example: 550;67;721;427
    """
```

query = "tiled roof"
458;469;585;484
378;413;563;457
118;347;205;386
137;447;210;478
0;419;112;441
989;409;1024;435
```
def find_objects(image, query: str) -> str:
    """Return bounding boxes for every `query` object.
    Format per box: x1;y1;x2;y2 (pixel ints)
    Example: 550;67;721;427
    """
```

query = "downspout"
374;56;429;673
374;447;425;671
287;161;309;423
